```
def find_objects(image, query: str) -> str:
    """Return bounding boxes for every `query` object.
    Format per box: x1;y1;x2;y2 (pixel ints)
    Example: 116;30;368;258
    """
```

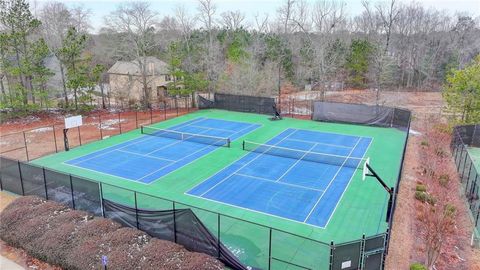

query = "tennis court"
188;128;372;228
30;108;408;269
64;117;260;183
468;147;480;171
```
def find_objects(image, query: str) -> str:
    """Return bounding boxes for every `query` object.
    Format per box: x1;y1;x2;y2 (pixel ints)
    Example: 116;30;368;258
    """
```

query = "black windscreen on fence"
71;176;102;216
0;157;23;195
20;163;46;198
312;102;410;131
332;241;361;270
44;168;74;208
102;199;248;270
199;93;276;115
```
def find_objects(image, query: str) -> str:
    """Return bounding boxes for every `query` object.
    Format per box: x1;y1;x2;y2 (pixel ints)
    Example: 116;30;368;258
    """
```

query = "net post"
140;125;144;134
242;140;245;150
227;138;231;148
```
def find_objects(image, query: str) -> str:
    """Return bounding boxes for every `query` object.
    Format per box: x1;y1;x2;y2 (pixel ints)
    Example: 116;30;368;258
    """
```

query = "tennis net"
142;126;230;147
243;140;367;168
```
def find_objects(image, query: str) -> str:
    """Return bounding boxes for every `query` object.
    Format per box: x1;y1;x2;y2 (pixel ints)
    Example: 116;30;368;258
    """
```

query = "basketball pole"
365;163;394;222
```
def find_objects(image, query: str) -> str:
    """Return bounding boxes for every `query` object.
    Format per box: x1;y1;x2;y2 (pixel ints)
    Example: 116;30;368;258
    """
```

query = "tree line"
0;0;479;122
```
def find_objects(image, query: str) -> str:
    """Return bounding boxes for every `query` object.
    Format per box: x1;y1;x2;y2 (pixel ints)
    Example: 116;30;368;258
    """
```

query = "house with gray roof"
107;57;173;106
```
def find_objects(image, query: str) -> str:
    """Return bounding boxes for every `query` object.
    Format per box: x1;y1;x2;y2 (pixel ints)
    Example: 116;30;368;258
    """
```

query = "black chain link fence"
451;125;480;247
1;96;412;270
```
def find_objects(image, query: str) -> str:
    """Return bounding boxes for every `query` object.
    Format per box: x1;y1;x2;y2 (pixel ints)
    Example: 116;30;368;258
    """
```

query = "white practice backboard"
65;115;83;129
362;157;370;181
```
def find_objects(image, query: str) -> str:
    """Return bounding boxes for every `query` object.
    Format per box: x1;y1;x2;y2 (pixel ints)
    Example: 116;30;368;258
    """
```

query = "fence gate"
362;235;386;270
331;234;386;270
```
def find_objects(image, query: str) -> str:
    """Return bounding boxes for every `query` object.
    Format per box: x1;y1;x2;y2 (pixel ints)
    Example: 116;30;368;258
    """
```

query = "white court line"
65;162;148;183
189;125;236;134
284;138;352;149
288;127;372;140
275;143;318;183
185;192;328;229
235;173;324;192
116;149;175;162
150;122;263;183
198;130;298;197
303;136;362;222
65;117;206;165
137;142;215;181
321;137;373;228
137;121;260;182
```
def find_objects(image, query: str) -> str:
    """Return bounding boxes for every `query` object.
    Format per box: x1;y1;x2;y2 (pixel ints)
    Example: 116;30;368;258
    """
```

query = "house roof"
107;57;169;76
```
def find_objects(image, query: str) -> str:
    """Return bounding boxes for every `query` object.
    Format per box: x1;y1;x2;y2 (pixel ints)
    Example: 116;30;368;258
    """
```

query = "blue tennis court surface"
65;117;260;184
187;128;372;228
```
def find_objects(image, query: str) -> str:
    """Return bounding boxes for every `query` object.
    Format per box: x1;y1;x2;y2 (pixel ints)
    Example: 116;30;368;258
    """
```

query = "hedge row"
0;196;224;270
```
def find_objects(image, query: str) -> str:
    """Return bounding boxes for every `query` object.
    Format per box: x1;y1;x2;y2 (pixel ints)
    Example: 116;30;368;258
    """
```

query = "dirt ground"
0;192;60;270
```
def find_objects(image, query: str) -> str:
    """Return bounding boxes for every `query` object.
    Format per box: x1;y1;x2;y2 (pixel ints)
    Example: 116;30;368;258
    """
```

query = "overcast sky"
30;0;480;33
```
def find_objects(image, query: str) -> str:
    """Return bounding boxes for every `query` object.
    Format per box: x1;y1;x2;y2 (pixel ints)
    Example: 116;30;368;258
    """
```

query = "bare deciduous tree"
105;1;158;108
220;10;246;30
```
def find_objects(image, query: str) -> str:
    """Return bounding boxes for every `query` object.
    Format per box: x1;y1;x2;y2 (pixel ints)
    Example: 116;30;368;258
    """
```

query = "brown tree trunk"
59;63;69;107
0;76;7;104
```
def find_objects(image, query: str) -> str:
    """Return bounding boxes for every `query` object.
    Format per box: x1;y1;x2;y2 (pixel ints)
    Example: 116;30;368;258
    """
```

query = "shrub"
415;190;436;205
426;194;437;205
444;203;456;217
0;196;224;270
416;184;427;192
415;191;428;203
410;262;427;270
438;174;450;187
420;140;429;146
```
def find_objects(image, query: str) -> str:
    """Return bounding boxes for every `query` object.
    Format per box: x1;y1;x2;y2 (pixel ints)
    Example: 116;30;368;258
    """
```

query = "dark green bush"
415;191;427;202
416;184;427;192
439;174;450;187
410;262;427;270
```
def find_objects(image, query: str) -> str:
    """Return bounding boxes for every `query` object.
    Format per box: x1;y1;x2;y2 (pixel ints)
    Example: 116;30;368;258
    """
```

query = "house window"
165;75;172;81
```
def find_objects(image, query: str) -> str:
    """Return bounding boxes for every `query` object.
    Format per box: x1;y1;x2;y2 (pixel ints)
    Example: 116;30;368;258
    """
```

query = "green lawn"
31;109;407;269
